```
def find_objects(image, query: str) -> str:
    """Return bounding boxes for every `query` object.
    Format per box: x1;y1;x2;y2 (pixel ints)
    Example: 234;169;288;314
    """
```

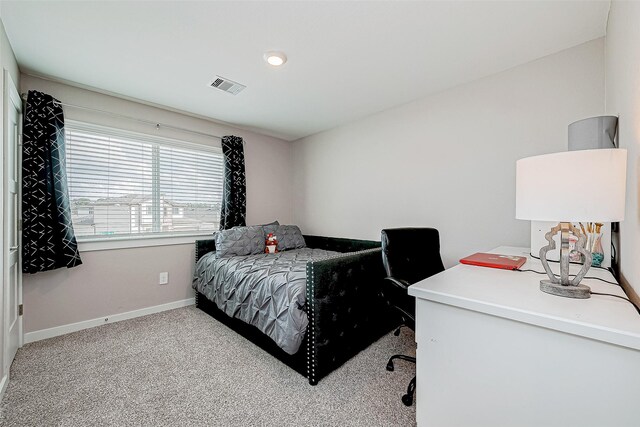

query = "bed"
193;233;397;385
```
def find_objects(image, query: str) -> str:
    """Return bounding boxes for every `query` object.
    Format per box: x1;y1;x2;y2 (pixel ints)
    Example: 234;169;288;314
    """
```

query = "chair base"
394;324;412;336
386;354;416;372
386;354;417;406
402;376;416;406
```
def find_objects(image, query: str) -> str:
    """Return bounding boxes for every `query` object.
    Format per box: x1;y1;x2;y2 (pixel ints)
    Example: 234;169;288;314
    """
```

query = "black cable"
514;269;640;315
611;242;617;261
529;252;611;272
590;292;640;315
582;276;619;285
517;269;548;274
515;269;620;286
583;276;619;285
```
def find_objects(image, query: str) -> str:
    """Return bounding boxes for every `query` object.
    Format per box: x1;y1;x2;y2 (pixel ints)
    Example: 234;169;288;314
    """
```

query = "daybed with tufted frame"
194;235;397;385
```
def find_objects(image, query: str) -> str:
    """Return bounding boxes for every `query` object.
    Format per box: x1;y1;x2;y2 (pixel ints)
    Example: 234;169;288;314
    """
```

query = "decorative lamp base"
540;280;591;299
539;222;593;299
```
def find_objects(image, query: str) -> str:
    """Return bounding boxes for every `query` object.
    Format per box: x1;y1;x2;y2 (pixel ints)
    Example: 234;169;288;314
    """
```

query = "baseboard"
0;373;7;404
619;273;640;308
24;298;195;344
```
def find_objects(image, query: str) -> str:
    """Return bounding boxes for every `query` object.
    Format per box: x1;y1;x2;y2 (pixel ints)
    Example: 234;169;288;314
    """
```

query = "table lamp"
516;149;627;298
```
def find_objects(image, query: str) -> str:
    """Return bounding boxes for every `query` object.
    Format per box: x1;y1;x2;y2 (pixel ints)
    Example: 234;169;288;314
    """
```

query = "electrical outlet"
159;272;169;285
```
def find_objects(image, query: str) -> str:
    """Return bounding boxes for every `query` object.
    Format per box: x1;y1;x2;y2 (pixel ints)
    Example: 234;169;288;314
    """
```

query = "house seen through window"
65;121;223;240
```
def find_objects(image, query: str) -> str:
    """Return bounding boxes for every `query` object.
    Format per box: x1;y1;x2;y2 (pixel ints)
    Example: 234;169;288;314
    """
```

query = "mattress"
192;247;339;354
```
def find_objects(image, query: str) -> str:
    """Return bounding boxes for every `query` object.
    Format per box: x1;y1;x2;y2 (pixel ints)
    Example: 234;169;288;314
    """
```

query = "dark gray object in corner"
568;115;618;151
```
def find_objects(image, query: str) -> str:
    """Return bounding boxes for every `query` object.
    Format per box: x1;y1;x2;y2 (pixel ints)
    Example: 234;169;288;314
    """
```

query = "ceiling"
1;1;610;141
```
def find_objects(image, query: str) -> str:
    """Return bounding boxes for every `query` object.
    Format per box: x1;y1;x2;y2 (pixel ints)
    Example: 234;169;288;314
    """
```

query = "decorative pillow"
275;225;306;251
215;225;265;257
262;220;279;236
214;221;278;245
228;221;278;233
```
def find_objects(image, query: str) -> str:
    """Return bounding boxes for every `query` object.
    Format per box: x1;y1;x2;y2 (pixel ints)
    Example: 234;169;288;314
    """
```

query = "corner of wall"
604;0;640;297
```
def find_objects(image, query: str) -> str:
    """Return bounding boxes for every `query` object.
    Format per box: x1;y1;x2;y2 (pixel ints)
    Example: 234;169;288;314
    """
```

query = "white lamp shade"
516;149;627;222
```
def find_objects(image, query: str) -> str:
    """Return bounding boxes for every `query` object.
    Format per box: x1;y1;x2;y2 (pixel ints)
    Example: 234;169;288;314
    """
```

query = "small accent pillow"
261;220;279;236
275;225;306;251
213;221;278;246
215;225;265;257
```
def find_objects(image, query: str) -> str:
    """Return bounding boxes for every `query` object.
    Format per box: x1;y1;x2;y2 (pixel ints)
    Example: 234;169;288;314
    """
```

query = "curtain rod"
20;93;223;141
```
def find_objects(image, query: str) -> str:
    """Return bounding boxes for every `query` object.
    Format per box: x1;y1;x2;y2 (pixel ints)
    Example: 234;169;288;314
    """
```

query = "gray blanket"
193;248;339;355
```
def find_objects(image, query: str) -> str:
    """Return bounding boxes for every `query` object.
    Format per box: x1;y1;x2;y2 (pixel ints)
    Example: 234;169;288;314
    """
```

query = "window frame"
64;120;223;252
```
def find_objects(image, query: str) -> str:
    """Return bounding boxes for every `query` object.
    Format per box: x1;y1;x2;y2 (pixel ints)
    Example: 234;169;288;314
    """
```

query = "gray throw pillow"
214;221;278;244
215;225;265;257
262;220;279;236
229;221;278;234
275;225;306;251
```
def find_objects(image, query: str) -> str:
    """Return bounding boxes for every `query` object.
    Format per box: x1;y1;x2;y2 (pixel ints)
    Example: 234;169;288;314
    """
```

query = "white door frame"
2;69;22;387
0;72;5;400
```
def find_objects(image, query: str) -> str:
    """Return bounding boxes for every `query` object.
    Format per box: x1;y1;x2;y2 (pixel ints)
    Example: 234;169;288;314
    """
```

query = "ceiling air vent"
209;75;246;95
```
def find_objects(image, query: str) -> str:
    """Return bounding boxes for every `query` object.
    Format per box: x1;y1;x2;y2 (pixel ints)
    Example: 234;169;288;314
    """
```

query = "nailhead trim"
305;247;381;384
306;261;313;382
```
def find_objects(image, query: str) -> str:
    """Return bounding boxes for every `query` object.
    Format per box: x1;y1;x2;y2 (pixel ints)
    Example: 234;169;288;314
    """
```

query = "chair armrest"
385;276;411;290
383;277;414;329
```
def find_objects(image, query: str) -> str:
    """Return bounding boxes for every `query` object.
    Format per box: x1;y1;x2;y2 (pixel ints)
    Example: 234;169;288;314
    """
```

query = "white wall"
0;16;19;397
292;39;605;267
605;1;640;297
20;75;293;334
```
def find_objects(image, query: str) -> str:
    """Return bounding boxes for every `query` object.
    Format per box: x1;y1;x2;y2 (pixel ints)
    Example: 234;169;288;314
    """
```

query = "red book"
459;252;526;270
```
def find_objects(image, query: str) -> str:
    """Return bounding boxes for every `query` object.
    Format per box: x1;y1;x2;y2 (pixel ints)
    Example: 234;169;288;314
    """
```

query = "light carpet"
0;306;416;426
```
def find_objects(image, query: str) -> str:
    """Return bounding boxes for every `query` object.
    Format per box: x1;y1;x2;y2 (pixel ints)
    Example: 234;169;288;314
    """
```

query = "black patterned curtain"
22;90;82;273
220;136;246;230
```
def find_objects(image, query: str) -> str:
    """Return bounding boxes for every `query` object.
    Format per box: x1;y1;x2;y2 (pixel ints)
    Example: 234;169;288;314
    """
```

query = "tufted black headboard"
195;238;216;263
303;235;380;253
196;235;379;265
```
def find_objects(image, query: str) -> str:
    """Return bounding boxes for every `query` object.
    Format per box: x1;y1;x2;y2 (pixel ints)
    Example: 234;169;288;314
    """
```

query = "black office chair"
381;228;445;406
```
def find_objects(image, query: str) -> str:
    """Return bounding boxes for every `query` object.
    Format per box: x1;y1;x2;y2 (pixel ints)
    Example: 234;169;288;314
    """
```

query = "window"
65;121;223;241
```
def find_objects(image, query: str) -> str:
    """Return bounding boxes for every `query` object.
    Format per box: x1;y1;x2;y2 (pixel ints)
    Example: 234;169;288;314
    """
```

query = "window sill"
77;233;215;252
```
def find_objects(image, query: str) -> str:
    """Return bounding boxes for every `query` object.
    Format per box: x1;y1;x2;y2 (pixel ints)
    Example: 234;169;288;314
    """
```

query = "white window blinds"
65;121;223;240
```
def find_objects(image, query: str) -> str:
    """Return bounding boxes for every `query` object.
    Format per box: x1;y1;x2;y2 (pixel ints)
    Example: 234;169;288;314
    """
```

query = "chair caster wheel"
394;327;401;336
401;394;413;406
386;362;394;372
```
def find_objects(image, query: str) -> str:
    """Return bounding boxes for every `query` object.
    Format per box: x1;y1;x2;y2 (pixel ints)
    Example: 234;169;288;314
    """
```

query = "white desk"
408;246;640;427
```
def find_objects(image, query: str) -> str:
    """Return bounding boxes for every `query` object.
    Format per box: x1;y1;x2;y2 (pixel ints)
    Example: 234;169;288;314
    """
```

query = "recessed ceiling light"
264;51;287;67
